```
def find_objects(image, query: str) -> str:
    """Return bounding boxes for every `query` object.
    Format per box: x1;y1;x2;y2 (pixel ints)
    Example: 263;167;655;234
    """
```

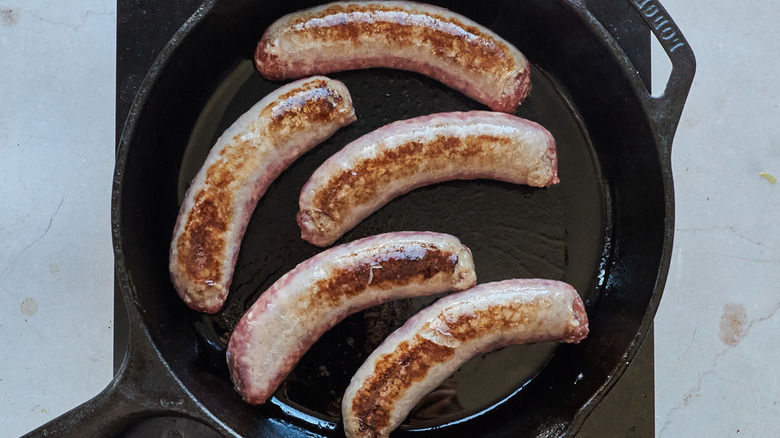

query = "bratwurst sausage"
342;279;588;438
170;76;356;314
298;111;558;247
226;231;477;405
255;1;531;112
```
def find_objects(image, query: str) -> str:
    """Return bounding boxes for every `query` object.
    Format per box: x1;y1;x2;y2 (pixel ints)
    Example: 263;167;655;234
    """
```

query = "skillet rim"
109;0;694;436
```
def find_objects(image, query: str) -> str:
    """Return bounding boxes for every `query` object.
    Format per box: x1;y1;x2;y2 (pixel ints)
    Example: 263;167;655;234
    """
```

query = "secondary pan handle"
21;306;231;438
571;0;696;153
627;0;696;149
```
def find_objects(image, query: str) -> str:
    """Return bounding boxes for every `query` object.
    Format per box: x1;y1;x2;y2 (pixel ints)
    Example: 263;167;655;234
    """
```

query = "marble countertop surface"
1;0;777;436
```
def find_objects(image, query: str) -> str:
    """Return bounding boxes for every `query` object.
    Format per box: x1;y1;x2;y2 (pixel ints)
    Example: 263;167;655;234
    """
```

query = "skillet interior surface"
115;0;670;436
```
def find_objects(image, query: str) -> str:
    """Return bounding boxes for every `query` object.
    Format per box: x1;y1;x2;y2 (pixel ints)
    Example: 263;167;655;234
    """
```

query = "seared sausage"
170;76;356;314
226;231;477;405
298;111;558;247
255;1;531;112
342;279;588;438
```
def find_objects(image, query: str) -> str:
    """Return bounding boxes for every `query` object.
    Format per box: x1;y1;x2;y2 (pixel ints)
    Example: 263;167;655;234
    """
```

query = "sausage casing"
255;1;531;112
226;231;477;405
298;111;558;247
342;279;588;438
170;76;356;313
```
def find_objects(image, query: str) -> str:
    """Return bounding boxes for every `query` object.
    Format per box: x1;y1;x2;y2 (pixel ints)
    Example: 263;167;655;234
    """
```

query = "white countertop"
2;1;778;436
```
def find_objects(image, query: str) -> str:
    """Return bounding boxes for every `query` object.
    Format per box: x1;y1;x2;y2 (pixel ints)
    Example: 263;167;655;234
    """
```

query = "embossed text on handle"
632;0;686;53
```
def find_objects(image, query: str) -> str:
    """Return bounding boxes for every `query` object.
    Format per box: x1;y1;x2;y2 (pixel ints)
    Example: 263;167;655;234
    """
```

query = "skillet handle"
627;0;696;150
21;314;228;437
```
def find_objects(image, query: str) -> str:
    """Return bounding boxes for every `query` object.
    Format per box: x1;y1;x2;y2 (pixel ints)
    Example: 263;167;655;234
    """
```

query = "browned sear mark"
177;184;232;285
309;244;457;306
287;4;512;75
178;80;348;284
350;295;561;434
312;134;509;219
436;300;549;342
264;79;346;137
351;335;455;435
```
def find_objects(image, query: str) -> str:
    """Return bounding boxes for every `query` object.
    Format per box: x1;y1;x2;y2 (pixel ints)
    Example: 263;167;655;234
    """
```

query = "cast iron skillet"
29;0;694;436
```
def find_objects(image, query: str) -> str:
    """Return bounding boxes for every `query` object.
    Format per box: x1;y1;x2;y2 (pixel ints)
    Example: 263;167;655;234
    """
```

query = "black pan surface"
28;0;694;437
182;60;605;423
